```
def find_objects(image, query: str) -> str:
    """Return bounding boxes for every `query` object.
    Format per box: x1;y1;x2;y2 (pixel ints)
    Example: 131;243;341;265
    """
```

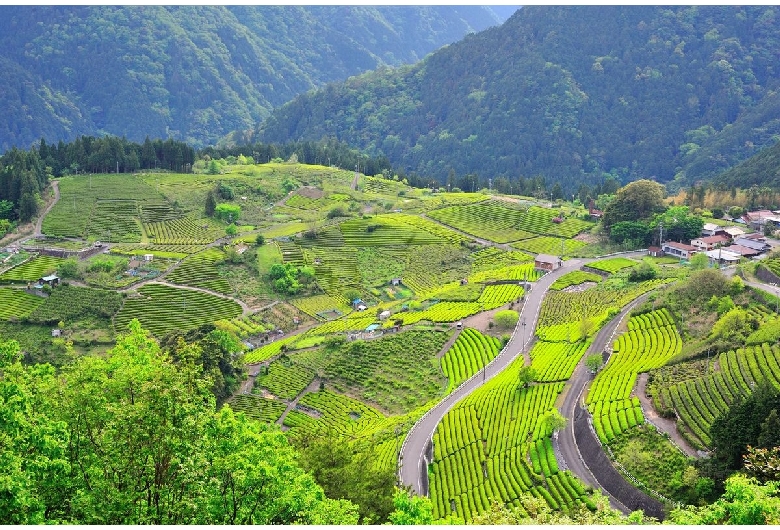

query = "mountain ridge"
0;5;503;151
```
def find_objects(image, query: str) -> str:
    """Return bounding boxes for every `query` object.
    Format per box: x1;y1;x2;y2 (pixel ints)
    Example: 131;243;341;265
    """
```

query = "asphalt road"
398;257;587;495
397;250;654;504
554;292;652;514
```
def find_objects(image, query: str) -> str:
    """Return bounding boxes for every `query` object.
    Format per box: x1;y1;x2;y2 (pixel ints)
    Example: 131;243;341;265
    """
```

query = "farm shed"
705;248;741;265
390;278;402;286
647;246;664;257
38;274;59;287
379;310;391;320
51;329;61;337
143;254;154;262
534;254;562;272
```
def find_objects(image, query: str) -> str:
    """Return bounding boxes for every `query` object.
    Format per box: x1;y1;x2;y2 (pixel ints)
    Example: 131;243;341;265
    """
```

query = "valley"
3;158;780;523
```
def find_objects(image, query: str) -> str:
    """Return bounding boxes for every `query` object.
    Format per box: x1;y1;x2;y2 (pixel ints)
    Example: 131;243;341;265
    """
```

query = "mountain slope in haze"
0;5;501;151
255;6;780;192
712;139;780;190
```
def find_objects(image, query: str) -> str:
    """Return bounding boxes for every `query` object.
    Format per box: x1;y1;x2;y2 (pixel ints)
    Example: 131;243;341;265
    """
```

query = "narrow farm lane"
399;257;584;496
35;180;60;237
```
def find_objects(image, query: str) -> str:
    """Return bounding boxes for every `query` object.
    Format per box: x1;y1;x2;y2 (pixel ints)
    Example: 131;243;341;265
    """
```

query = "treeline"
202;137;394;180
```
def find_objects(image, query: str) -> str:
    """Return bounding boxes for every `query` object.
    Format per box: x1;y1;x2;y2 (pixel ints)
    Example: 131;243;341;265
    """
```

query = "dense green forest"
0;6;505;151
255;6;780;193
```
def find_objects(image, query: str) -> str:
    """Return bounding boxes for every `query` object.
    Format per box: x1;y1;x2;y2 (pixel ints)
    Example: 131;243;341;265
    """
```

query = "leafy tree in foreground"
668;474;780;525
0;321;358;524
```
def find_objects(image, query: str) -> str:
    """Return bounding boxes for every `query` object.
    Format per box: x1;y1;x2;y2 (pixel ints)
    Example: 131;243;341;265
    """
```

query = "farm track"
35;180;60;237
276;378;325;430
634;373;699;458
555;291;656;516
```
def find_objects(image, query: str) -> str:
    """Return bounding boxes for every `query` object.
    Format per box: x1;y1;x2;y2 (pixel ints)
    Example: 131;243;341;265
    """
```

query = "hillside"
712;139;780;189
0;5;503;151
255;6;780;192
2;157;780;523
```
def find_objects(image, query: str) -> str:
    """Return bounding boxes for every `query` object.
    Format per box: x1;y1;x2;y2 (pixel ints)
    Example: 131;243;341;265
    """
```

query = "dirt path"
35;180;60;237
137;280;253;316
277;377;323;430
635;373;699;458
435;328;462;359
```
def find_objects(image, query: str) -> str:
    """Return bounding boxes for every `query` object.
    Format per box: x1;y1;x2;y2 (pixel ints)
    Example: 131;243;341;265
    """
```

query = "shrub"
493;309;519;329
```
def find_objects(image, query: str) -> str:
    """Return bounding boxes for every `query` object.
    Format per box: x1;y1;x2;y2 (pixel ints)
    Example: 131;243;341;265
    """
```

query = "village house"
690;234;730;252
722;226;746;240
743;210;780;231
661;241;697;260
700;223;726;237
647;246;664;257
732;236;770;254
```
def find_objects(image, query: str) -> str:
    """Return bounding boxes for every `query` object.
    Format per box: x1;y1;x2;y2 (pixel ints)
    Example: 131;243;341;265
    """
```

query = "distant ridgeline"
255;6;780;193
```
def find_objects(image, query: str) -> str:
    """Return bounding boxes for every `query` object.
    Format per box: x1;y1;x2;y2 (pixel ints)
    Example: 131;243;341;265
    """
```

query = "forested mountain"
0;5;505;151
713;139;780;190
255;6;780;193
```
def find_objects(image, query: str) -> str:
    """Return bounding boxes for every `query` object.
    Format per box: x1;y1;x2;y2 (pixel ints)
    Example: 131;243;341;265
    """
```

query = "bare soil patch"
295;186;324;199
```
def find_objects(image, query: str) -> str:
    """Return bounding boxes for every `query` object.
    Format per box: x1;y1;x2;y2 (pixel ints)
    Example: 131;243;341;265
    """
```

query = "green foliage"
669;474;780;525
627;259;659;282
0;322;359;524
710;381;780;470
494;309;519;329
268;263;315;295
602;180;666;230
585;353;603;373
214;203;241;223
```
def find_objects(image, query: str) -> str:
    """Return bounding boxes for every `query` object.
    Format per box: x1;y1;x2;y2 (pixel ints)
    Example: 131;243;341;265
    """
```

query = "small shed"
390;278;402;286
647;246;664;257
356;303;367;311
39;274;60;287
379;310;391;320
534;254;562;272
143;254;154;262
51;329;61;337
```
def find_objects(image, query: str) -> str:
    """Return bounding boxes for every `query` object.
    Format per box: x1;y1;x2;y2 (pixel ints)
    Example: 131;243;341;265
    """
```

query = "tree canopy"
0;321;358;524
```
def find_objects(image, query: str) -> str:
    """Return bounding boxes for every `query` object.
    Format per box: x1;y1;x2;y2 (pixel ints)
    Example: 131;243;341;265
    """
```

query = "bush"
493;309;519;329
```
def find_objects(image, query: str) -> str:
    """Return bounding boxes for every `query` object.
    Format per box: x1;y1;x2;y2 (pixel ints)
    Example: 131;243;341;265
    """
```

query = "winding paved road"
398;251;653;507
399;257;587;495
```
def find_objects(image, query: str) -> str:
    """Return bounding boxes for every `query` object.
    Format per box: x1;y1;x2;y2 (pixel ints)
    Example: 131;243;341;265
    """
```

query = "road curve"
555;292;652;514
398;250;654;506
399;257;586;495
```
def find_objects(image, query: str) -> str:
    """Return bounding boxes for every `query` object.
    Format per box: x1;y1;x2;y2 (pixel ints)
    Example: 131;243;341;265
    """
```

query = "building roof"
705;249;741;262
745;210;775;221
701;222;721;232
535;254;560;264
648;246;663;252
365;324;381;332
741;232;766;241
662;241;696;251
41;274;59;282
728;244;761;256
733;237;768;251
723;226;745;237
695;234;730;245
